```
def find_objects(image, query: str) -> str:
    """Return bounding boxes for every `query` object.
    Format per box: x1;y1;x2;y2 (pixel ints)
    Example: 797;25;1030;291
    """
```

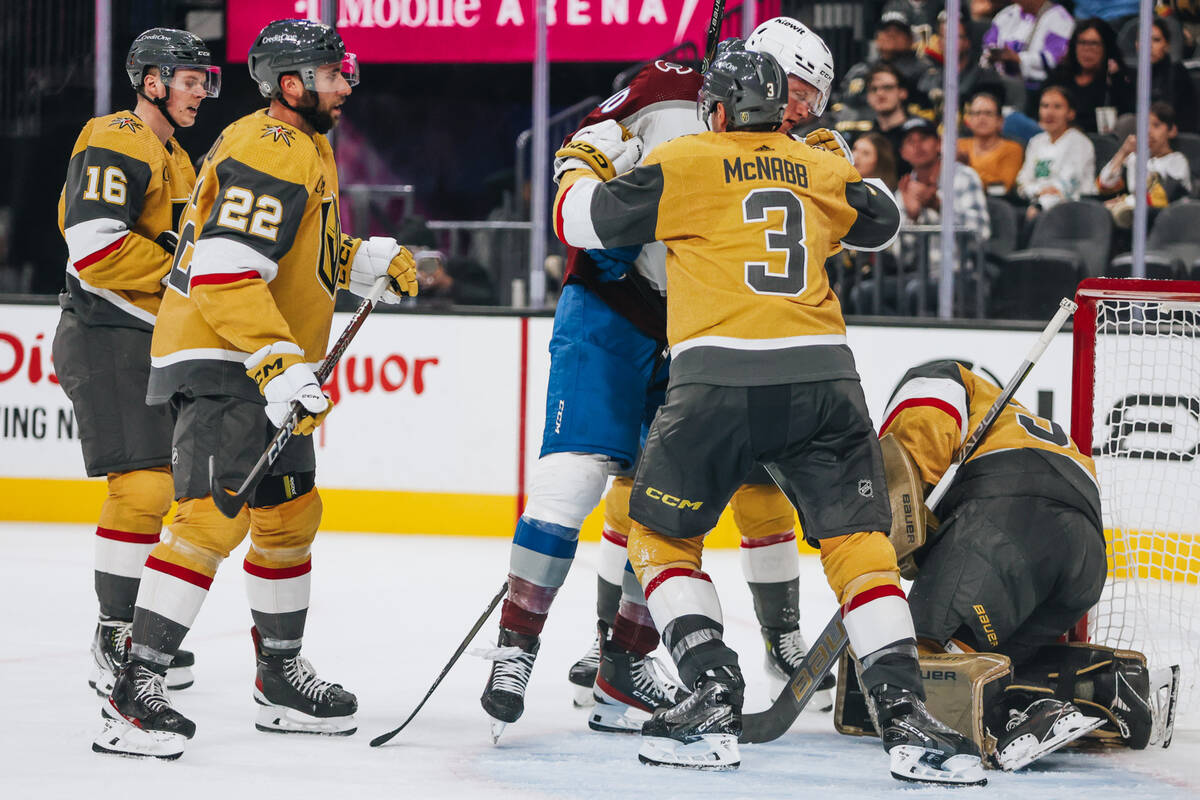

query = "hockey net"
1071;278;1200;719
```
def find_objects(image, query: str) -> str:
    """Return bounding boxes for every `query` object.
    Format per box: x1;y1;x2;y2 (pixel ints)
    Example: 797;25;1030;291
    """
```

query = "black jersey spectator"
863;63;918;175
882;0;945;51
1150;17;1198;133
1043;19;1135;134
837;10;938;118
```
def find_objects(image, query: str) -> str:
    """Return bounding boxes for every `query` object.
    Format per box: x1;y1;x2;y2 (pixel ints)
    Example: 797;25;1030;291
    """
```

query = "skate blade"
254;700;356;736
999;714;1106;771
889;746;987;786
588;700;652;734
92;717;186;760
490;719;507;744
166;665;194;691
638;733;740;771
572;682;597;709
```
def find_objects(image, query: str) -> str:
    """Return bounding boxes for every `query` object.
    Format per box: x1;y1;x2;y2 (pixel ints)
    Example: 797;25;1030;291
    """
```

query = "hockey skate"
252;627;357;736
479;627;539;743
590;644;686;734
568;622;606;708
993;698;1104;771
638;665;743;771
89;617;195;695
869;683;987;786
761;626;834;711
93;662;195;759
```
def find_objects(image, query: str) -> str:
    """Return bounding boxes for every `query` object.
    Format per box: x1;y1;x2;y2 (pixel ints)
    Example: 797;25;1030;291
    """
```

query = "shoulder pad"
217;112;319;186
85;112;163;164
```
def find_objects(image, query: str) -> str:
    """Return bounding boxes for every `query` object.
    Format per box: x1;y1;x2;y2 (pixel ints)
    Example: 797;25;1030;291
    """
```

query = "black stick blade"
209;455;249;518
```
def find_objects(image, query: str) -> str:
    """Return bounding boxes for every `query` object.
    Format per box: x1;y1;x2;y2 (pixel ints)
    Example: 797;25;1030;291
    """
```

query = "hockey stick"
741;297;1078;744
370;581;509;747
700;0;727;73
209;275;392;519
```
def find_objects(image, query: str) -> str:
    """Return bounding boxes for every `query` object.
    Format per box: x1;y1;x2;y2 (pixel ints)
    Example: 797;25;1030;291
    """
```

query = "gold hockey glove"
805;127;854;165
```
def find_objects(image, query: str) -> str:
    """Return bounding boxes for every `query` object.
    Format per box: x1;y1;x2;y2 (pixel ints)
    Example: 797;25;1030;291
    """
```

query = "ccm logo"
644;487;703;511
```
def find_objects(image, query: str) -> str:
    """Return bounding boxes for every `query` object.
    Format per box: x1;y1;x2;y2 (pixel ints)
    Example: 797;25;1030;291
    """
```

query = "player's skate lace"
98;619;133;662
132;668;171;713
280;656;340;703
1005;706;1029;732
475;645;535;695
774;628;807;669
576;635;601;673
630;654;682;701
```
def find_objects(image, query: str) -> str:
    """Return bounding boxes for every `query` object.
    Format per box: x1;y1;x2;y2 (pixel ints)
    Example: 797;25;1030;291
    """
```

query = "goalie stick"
209;274;392;519
741;297;1078;744
370;581;508;747
700;0;726;73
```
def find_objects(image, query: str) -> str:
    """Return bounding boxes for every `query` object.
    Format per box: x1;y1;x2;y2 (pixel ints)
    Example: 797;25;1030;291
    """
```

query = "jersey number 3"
742;188;809;296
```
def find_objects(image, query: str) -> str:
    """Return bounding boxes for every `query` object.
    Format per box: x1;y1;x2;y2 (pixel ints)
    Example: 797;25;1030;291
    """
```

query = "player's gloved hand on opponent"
554;119;644;183
341;236;418;303
244;342;332;435
585;245;641;282
804;128;854;165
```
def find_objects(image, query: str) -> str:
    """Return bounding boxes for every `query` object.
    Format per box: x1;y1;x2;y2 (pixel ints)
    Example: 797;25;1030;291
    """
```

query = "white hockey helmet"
746;17;835;117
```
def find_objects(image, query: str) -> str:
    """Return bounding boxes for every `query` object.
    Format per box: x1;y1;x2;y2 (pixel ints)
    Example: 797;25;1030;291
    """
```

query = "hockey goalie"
832;359;1180;771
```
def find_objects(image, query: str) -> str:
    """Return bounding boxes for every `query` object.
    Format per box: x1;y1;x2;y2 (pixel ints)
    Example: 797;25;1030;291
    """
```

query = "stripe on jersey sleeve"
189;236;279;286
63;217;131;268
554;176;602;248
881;376;969;445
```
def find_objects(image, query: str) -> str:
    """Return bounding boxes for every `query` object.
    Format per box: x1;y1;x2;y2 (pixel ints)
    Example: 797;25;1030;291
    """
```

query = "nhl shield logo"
858;479;874;498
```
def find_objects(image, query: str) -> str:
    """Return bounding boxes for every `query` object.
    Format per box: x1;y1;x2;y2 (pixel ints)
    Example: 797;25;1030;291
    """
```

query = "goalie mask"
746;17;836;117
126;28;221;127
698;41;789;132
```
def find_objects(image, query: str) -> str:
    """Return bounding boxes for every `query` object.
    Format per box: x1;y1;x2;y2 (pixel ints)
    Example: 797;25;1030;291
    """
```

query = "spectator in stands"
919;11;1017;121
862;63;917;175
1150;17;1198;134
850;117;990;315
882;0;944;51
1043;19;1134;135
853;131;901;191
897;117;990;309
958;89;1026;195
836;10;937;121
1017;86;1096;223
1098;102;1192;228
982;0;1076;110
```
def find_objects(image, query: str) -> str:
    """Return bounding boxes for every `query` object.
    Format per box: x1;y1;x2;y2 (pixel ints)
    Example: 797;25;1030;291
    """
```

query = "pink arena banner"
226;0;731;63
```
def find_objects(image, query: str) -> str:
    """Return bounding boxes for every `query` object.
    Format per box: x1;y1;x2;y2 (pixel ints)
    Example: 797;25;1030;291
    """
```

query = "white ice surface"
2;523;1197;799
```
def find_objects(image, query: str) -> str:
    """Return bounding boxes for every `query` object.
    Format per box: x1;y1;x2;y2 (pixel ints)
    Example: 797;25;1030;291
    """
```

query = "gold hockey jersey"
149;109;355;403
58;111;196;329
880;360;1101;522
554;130;900;387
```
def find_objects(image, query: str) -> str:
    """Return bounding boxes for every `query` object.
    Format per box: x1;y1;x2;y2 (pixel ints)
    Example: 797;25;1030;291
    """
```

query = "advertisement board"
227;0;717;63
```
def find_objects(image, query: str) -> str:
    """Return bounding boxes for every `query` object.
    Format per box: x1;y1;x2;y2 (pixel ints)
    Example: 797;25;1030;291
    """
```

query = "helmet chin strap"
138;86;183;131
278;89;331;134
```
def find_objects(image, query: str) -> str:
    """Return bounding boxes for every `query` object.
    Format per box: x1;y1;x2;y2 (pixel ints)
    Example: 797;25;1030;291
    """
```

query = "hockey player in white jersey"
481;18;856;741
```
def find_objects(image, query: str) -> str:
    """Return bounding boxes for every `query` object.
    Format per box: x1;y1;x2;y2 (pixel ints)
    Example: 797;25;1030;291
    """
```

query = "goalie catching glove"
245;342;332;435
804;127;854;165
554;119;643;183
339;235;418;303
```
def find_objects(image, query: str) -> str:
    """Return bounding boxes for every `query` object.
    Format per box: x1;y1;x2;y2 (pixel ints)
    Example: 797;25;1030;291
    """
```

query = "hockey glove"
245;342;332;435
340;235;418;303
585;245;641;282
554;119;644;183
805;128;854;166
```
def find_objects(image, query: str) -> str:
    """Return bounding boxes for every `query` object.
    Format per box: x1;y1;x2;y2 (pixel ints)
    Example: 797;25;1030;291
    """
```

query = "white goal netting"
1082;291;1200;719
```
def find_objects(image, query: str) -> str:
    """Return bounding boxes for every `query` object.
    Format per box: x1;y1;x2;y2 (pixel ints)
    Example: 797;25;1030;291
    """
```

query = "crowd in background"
816;0;1200;317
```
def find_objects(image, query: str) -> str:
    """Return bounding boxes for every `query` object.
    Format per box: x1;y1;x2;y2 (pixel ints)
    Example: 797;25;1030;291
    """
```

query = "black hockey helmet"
248;18;359;100
126;28;220;97
698;39;788;132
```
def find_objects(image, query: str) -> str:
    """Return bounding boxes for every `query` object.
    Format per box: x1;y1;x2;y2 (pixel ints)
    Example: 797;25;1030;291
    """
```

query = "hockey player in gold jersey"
93;19;417;760
553;43;985;784
54;28;220;699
